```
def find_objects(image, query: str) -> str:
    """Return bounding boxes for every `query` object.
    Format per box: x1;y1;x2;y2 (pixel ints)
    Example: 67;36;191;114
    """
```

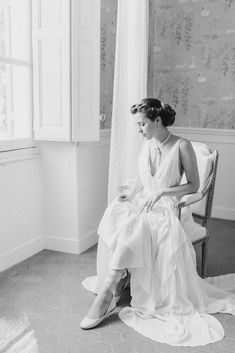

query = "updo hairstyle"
130;98;176;127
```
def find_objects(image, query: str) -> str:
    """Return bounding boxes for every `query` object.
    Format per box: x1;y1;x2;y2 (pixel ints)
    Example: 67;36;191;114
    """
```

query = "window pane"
0;62;31;140
0;0;29;61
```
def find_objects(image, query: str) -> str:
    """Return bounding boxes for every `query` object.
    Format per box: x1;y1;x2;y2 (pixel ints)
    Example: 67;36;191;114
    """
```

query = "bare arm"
161;139;199;198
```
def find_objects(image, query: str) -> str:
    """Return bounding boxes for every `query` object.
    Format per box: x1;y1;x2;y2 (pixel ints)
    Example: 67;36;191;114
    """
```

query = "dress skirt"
82;139;235;347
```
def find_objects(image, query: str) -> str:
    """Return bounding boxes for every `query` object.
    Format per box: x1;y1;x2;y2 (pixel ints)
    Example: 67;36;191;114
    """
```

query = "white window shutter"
32;0;71;141
71;0;100;142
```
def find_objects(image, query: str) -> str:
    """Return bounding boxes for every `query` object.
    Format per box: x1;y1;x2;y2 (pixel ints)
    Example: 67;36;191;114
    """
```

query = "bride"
80;98;235;347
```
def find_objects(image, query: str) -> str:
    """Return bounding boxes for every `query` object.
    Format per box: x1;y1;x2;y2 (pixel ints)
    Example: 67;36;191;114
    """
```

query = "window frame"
0;0;36;152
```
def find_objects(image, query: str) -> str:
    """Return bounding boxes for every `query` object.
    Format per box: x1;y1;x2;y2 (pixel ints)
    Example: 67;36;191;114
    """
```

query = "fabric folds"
82;139;235;346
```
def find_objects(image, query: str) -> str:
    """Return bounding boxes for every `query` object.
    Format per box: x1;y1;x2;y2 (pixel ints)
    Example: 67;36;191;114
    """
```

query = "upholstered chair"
175;142;219;278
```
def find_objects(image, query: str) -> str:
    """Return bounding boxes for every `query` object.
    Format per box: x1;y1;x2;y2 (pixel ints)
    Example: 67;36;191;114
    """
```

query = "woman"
81;98;235;347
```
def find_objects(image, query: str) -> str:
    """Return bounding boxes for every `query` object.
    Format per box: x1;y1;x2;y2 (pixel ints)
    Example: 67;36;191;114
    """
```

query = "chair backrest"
181;142;219;226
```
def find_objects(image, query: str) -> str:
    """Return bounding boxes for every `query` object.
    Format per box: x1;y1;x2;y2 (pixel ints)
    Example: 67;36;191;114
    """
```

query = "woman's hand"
140;191;163;213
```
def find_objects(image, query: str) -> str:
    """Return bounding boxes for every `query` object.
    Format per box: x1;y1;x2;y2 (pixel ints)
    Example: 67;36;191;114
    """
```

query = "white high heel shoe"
80;297;116;329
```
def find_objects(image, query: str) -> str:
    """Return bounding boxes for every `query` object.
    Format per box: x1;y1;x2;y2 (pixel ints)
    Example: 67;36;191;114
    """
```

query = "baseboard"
44;236;79;254
44;229;98;254
78;228;98;254
0;237;44;273
0;231;98;273
212;207;235;221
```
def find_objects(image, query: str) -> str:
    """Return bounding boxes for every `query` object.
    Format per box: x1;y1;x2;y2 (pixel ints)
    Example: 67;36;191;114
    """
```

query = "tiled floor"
0;218;235;353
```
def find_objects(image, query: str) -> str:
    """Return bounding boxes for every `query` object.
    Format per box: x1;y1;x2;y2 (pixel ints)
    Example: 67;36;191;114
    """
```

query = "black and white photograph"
0;0;235;352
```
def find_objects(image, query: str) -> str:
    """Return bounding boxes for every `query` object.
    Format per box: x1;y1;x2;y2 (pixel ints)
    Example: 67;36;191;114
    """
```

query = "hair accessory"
160;101;165;108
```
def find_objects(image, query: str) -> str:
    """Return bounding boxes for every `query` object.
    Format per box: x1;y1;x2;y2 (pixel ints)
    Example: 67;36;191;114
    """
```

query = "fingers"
140;199;154;213
147;200;154;212
174;200;179;208
140;200;149;213
140;202;146;213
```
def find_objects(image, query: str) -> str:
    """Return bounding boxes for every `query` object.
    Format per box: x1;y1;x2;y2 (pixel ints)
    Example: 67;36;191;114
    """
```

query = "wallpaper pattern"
101;0;235;129
100;0;117;129
150;0;235;129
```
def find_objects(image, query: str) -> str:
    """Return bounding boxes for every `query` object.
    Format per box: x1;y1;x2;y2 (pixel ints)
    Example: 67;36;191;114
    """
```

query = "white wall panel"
40;41;62;127
40;0;61;28
72;0;100;141
0;156;43;272
32;0;71;141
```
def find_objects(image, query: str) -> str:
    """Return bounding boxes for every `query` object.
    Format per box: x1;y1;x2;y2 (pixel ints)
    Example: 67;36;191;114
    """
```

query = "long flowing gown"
82;138;235;347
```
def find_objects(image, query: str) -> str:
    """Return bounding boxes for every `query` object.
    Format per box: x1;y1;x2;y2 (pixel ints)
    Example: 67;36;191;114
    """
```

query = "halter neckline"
151;132;172;166
148;137;181;178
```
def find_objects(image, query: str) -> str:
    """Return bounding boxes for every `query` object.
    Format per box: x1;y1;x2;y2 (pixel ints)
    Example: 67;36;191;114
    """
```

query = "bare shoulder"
171;135;192;151
178;138;193;153
176;138;196;163
177;138;198;171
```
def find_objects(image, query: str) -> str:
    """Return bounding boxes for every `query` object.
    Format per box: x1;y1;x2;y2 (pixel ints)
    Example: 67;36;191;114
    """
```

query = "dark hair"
130;98;176;127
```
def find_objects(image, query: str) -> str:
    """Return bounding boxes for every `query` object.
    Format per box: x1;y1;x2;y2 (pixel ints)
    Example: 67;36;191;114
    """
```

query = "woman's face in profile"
134;112;155;139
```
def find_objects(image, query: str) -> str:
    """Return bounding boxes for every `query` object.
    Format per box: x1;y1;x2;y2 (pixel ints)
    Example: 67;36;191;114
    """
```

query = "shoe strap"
104;269;127;293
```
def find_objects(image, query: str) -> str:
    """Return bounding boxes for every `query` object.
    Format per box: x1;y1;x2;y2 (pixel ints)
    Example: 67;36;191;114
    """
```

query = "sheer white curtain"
108;0;149;203
82;0;149;294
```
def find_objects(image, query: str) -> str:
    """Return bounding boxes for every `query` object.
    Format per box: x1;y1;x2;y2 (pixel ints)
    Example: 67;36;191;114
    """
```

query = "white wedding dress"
82;138;235;347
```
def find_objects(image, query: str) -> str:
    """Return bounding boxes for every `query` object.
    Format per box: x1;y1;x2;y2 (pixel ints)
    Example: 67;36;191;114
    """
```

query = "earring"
155;118;160;130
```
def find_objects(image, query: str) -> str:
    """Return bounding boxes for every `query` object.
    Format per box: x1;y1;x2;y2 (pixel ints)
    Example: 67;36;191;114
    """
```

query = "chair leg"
201;240;208;278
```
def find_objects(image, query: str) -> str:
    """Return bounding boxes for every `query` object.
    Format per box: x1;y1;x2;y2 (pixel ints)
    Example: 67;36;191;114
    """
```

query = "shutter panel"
32;0;71;141
71;0;100;142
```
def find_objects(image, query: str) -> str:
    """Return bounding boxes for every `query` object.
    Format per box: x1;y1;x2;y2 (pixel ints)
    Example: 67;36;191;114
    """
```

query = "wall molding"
44;236;79;254
44;229;98;255
0;231;98;272
79;228;98;254
0;237;44;273
170;127;235;144
212;207;235;221
0;147;40;166
100;127;235;144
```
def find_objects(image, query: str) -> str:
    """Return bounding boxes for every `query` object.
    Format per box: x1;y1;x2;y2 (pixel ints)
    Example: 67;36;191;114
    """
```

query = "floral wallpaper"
149;0;235;128
101;0;235;129
100;0;117;129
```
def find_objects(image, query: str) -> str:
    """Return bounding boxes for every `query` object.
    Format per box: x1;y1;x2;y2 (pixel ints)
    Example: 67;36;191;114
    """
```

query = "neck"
153;129;170;144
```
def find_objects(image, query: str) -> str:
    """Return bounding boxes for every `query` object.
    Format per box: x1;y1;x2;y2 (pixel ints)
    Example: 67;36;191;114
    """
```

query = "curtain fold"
108;0;149;203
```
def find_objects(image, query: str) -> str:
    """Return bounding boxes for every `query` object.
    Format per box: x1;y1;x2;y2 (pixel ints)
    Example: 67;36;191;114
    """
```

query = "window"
0;0;34;151
0;0;100;150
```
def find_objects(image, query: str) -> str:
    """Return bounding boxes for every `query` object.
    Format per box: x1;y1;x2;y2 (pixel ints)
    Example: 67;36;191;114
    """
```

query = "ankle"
99;287;113;302
104;269;127;288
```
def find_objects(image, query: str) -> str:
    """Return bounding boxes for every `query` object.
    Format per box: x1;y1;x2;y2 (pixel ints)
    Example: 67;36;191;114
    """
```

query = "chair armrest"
176;192;204;209
174;192;204;221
